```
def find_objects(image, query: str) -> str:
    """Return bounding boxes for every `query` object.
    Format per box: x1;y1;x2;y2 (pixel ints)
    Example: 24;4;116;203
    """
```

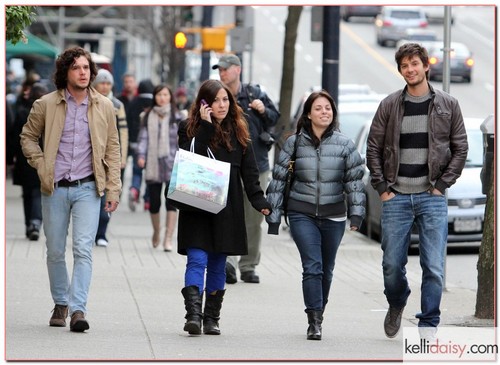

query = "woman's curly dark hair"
53;46;98;90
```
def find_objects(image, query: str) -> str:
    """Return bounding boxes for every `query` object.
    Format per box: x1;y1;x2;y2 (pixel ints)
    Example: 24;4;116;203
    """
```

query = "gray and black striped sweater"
392;92;433;194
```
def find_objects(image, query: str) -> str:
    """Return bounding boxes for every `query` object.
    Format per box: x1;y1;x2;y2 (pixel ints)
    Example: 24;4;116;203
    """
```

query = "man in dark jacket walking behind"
126;79;154;212
366;43;468;339
213;54;280;284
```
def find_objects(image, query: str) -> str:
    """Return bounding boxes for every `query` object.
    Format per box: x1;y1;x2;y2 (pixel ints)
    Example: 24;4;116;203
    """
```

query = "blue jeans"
185;248;226;295
381;192;448;327
288;212;346;311
41;181;100;315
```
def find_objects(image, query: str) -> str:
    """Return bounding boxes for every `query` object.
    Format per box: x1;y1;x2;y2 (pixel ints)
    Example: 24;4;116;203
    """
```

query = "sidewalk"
4;171;489;361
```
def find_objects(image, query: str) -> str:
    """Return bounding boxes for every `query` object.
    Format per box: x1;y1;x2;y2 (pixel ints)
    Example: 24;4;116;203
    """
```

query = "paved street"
4;165;490;361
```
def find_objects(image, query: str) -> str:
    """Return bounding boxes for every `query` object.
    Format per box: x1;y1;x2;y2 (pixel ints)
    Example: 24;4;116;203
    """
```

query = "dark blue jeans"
22;185;42;228
185;248;226;295
381;192;448;327
288;212;346;312
96;195;110;241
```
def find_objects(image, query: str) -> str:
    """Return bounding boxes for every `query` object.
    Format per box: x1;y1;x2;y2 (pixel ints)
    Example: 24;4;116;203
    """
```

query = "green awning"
6;33;59;59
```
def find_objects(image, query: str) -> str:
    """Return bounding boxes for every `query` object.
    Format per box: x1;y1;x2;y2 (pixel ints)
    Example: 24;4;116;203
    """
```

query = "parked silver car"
355;117;486;245
375;6;429;47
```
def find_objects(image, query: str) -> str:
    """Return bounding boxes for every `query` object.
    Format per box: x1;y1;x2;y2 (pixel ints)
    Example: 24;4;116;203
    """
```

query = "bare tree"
275;6;303;156
130;6;184;87
475;157;495;319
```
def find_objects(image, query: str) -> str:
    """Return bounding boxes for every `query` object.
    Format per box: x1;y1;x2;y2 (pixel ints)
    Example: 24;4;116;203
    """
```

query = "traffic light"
201;28;226;52
175;31;195;49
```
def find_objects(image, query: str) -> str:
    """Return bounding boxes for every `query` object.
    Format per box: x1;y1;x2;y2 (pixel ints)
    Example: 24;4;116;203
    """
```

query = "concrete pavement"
4;169;491;361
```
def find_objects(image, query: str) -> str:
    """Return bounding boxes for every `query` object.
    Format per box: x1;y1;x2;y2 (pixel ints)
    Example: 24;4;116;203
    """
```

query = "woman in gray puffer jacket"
266;90;365;341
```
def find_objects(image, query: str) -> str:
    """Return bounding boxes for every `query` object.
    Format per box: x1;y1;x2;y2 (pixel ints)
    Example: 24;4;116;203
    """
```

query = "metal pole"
200;6;213;82
442;6;452;94
321;6;340;105
442;5;453;291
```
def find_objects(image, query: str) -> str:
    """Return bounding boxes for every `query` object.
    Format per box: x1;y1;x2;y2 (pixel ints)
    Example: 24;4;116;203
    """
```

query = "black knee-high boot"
181;285;203;335
203;290;225;335
306;310;323;340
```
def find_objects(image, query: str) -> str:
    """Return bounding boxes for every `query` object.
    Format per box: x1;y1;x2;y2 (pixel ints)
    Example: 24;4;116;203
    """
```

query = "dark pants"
22;185;42;228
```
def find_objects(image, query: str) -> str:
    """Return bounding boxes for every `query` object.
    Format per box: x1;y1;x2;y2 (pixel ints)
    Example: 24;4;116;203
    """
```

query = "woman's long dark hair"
296;90;338;147
187;79;250;151
53;47;98;90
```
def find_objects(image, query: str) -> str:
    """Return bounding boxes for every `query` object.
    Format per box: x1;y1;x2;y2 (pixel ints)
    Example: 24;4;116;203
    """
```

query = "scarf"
146;104;171;182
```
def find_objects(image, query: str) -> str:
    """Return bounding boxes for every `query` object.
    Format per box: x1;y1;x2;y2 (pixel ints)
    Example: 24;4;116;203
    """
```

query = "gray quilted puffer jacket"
266;130;366;234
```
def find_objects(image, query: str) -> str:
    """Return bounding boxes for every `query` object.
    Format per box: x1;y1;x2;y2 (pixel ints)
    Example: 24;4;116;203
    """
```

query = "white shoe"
96;238;109;247
419;327;437;342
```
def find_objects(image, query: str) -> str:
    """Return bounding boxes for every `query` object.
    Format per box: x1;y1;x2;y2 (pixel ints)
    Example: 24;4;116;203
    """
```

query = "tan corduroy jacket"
20;87;122;202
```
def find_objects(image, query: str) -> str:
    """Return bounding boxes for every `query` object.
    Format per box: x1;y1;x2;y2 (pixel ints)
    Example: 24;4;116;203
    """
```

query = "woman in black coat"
172;79;271;336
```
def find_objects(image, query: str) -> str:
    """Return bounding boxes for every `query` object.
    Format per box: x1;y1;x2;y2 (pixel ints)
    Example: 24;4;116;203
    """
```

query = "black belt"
56;175;95;187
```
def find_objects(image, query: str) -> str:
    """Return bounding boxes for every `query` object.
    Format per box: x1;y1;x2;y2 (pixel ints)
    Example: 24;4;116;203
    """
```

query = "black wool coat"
172;120;271;256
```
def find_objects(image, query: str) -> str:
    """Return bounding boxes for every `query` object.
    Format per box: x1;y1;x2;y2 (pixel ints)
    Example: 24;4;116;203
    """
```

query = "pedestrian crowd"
7;43;467;343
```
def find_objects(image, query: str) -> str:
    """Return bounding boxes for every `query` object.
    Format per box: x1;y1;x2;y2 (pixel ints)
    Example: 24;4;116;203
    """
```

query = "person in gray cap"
213;54;280;284
93;68;129;247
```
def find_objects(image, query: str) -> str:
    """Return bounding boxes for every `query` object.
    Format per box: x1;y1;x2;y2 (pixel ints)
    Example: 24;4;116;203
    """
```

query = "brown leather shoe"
70;311;89;332
49;304;68;327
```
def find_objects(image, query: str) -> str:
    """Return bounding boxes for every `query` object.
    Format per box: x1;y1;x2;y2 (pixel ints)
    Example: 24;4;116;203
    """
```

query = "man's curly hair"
53;46;98;90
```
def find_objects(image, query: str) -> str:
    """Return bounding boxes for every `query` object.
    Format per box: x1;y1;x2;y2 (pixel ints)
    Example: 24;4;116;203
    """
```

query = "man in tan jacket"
20;46;121;333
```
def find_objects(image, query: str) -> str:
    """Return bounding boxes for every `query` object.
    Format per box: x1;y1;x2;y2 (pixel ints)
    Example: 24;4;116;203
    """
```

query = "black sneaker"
27;224;40;241
225;262;237;284
241;271;260;283
384;306;405;338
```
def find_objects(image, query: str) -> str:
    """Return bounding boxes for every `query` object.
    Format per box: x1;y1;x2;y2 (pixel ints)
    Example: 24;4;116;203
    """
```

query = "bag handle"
190;138;215;159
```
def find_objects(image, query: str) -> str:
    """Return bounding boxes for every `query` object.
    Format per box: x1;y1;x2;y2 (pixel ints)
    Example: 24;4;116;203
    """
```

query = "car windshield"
466;129;483;167
391;10;422;19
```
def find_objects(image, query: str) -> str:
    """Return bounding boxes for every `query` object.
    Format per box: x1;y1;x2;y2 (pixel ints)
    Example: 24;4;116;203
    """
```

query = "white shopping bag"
167;139;230;214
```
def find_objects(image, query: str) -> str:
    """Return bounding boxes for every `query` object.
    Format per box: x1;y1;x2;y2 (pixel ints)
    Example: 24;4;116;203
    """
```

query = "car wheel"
464;75;472;83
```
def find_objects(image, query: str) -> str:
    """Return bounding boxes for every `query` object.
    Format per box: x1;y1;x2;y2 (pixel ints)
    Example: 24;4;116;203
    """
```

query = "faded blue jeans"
381;192;448;327
288;212;346;312
41;181;100;315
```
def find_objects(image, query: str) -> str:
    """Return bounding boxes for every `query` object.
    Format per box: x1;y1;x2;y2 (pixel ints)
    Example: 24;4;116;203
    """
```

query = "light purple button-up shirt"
54;89;94;182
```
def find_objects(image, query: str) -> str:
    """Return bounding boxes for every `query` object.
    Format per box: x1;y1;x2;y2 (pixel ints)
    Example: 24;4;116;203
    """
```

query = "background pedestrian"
137;84;180;251
93;68;129;247
213;53;280;284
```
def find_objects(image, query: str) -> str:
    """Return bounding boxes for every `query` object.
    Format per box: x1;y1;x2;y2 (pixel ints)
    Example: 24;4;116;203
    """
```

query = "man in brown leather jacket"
366;43;468;339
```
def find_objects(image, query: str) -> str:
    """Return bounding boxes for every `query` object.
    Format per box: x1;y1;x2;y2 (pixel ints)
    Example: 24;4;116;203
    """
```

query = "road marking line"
341;23;403;79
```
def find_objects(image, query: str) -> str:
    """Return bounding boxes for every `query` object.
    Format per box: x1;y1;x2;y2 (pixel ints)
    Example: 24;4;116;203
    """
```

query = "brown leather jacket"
366;83;468;195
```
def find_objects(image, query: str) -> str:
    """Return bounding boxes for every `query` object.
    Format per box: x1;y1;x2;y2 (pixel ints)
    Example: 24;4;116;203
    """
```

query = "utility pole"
321;6;340;105
442;6;452;94
200;6;214;82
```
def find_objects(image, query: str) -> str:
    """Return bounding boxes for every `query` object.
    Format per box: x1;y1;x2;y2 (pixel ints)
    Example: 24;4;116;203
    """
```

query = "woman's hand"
350;225;359;231
200;103;213;123
261;208;270;216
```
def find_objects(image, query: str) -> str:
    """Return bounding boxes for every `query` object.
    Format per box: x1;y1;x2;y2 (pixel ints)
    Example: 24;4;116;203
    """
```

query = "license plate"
454;218;482;232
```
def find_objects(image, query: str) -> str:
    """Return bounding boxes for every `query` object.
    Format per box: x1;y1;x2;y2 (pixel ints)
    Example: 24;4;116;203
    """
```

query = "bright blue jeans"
185;248;227;295
288;212;346;312
41;181;100;315
381;192;448;327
